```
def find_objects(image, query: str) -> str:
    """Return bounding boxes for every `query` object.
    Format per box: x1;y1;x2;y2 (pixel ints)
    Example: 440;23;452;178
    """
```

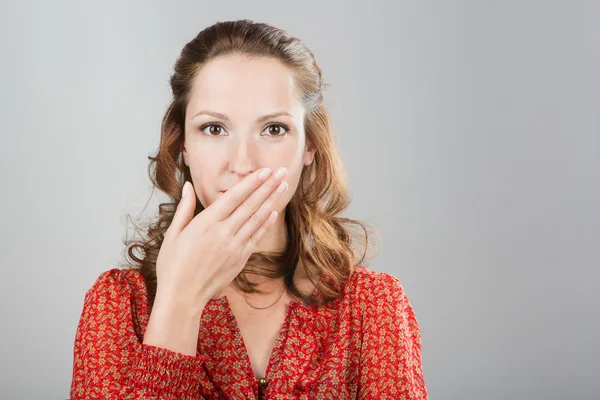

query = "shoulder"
345;266;422;344
344;266;416;329
346;266;407;308
84;268;149;315
87;268;145;295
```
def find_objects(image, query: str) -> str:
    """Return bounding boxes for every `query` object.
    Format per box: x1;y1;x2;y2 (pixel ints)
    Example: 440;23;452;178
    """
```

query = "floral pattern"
70;266;427;399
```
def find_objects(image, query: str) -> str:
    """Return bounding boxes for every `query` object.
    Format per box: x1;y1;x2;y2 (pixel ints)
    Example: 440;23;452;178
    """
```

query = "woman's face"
182;54;316;212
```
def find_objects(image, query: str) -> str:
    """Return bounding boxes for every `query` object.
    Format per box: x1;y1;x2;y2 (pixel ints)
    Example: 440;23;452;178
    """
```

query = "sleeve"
69;269;208;400
357;272;428;399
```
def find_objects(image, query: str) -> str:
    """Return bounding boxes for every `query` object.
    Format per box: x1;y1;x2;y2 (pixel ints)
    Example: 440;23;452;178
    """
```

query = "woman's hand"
155;167;289;314
144;167;289;355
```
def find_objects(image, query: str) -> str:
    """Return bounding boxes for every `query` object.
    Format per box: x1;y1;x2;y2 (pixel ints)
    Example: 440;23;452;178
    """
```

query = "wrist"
144;295;204;356
154;289;207;320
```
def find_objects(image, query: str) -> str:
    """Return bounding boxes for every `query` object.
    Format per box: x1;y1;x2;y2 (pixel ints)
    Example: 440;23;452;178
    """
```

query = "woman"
70;19;428;399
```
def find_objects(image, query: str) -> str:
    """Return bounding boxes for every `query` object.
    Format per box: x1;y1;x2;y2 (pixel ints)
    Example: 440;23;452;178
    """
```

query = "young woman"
70;19;428;399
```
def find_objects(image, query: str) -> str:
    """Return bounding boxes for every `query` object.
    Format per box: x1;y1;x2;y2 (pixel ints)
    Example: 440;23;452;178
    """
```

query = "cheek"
271;143;304;167
186;142;224;174
187;161;220;208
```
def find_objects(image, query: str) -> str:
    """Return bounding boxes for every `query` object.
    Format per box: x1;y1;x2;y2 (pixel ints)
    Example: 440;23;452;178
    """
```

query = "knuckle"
197;220;212;236
228;191;242;204
230;242;244;260
243;199;259;214
241;243;252;256
201;206;216;221
217;223;233;239
248;211;261;225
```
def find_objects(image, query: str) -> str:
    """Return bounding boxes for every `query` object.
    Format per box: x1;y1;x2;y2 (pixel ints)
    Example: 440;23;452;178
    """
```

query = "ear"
182;144;189;167
303;141;316;166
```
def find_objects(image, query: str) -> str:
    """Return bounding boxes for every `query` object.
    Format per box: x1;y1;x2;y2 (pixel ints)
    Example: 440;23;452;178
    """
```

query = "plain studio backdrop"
1;1;598;399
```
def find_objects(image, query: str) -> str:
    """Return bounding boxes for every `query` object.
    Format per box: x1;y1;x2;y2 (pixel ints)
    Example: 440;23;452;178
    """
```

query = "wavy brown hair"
120;19;380;308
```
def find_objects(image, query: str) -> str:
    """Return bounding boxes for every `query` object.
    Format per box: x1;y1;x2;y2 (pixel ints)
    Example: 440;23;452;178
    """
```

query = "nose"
228;136;258;176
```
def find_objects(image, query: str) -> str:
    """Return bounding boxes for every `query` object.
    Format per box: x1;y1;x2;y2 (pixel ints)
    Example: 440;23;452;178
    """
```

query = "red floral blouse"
70;266;427;399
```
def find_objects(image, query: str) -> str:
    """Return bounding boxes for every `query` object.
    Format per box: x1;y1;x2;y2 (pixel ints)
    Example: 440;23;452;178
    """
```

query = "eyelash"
198;122;290;139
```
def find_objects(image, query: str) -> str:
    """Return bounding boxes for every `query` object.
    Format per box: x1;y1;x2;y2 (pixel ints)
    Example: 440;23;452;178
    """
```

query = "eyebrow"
191;110;295;123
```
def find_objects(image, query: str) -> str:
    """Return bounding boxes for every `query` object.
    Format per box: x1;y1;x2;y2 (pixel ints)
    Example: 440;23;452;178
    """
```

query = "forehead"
187;55;304;118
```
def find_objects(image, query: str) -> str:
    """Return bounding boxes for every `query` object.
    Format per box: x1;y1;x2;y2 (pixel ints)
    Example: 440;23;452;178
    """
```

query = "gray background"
1;0;598;399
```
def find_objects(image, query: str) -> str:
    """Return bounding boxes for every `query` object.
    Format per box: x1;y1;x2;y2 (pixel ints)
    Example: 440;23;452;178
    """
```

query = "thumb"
166;181;196;240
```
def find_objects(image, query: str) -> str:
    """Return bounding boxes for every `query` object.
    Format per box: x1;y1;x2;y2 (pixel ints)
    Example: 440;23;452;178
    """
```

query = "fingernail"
276;181;288;193
259;168;272;180
182;182;188;197
274;167;287;180
268;210;278;223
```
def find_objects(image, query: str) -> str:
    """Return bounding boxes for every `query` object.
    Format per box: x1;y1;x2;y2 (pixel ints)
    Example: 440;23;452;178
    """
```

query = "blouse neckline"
199;271;333;387
206;271;327;309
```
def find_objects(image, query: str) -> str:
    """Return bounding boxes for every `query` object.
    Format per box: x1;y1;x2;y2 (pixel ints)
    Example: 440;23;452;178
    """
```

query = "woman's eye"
201;124;224;136
264;124;288;137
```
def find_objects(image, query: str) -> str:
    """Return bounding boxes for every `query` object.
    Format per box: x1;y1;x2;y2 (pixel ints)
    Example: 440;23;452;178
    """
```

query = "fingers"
243;210;279;255
208;168;273;222
165;181;197;241
234;175;289;247
225;167;288;233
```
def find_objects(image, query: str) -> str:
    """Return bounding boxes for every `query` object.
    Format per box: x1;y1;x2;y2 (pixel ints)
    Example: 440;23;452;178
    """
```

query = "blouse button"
258;377;268;386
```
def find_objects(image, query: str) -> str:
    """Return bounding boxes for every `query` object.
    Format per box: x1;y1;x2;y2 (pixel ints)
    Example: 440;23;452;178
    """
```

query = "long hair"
120;19;380;308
